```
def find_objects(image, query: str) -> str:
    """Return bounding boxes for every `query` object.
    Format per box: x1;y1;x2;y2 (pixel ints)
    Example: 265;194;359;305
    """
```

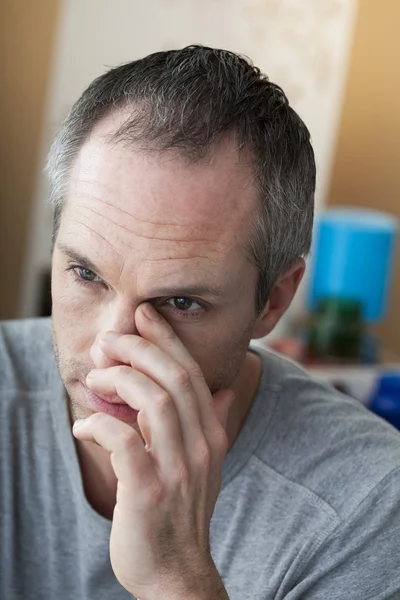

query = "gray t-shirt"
2;318;400;599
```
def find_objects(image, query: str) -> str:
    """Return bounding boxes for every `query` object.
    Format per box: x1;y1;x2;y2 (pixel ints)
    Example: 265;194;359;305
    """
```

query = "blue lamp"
308;208;398;322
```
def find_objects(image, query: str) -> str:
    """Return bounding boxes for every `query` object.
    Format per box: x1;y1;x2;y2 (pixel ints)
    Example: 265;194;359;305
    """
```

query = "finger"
72;413;157;492
86;366;186;473
135;303;230;438
98;332;204;452
101;307;221;437
100;305;232;464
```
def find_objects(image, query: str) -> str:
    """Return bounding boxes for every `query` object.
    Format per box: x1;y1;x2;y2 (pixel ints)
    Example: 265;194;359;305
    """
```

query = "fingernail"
73;419;86;430
87;369;105;379
101;331;119;343
141;303;161;321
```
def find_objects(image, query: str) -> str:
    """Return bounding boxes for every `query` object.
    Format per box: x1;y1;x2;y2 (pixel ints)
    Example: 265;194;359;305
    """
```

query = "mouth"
81;383;138;422
89;389;126;405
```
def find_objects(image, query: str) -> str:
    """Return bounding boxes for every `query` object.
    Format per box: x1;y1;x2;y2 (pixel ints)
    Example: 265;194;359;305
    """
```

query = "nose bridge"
102;295;139;337
90;296;139;369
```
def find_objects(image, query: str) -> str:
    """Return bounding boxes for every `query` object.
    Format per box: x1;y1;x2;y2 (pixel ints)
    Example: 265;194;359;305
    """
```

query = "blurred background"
1;1;399;382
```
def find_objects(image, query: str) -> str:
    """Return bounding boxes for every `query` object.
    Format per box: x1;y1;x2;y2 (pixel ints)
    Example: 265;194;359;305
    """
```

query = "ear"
251;259;305;340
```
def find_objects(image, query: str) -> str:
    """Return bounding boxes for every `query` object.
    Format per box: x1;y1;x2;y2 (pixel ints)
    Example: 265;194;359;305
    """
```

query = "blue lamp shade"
308;208;398;322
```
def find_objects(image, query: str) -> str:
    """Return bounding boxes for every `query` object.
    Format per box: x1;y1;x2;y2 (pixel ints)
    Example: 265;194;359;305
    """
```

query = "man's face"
51;114;261;429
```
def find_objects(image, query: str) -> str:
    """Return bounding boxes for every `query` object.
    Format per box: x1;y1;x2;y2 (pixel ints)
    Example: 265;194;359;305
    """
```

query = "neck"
74;349;262;520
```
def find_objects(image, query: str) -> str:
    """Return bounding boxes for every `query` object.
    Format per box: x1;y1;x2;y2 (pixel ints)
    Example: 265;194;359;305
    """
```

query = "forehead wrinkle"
71;218;123;263
102;191;194;228
143;254;219;263
137;264;220;287
73;185;227;233
63;231;117;270
74;199;224;247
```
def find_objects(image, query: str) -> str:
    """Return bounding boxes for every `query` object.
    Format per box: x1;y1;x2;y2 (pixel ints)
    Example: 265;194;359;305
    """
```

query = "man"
2;46;400;600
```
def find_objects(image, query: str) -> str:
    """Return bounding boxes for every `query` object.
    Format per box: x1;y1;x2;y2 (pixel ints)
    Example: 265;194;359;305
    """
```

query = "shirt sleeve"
283;466;400;600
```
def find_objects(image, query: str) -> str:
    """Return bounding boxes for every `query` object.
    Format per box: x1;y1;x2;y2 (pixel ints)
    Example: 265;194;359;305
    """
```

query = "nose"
90;298;139;369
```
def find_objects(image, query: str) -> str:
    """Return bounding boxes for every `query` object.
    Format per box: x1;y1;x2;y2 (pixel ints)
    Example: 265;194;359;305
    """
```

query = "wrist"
152;562;228;600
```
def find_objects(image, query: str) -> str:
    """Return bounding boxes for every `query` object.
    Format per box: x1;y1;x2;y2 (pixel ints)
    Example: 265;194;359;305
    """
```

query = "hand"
72;303;233;600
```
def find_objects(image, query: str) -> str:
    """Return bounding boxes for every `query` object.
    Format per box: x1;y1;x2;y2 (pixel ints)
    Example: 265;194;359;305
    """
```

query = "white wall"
20;0;358;324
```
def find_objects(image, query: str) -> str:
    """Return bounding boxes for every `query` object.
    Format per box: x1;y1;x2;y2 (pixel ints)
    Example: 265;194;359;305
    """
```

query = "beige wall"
0;0;59;319
327;0;400;354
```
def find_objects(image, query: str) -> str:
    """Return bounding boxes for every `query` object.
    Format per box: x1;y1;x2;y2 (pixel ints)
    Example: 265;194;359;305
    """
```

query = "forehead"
69;113;256;223
61;112;258;290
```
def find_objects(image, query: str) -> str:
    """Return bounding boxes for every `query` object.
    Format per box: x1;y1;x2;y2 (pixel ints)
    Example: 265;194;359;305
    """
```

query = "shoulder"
249;348;400;597
252;346;400;518
0;317;54;393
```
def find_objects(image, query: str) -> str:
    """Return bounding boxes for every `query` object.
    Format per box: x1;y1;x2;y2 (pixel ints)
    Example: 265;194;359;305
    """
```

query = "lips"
81;383;138;422
91;390;126;405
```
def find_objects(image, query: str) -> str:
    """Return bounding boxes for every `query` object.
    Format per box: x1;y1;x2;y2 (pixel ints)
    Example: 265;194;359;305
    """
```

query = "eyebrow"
58;244;102;277
146;284;225;299
58;243;225;299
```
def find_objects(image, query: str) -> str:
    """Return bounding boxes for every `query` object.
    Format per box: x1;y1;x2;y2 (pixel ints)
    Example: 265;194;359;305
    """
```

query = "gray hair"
46;45;315;314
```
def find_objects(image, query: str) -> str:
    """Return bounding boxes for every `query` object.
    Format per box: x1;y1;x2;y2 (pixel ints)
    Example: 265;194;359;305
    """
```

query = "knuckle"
171;366;191;389
153;390;173;413
194;439;212;472
135;336;151;353
114;364;130;378
117;429;140;452
214;427;229;458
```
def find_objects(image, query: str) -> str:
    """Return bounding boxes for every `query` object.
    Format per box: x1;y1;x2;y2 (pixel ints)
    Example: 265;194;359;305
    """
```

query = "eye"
166;297;202;313
73;267;102;283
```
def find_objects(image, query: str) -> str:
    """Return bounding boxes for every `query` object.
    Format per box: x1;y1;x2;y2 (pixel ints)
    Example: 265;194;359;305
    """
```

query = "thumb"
212;389;235;430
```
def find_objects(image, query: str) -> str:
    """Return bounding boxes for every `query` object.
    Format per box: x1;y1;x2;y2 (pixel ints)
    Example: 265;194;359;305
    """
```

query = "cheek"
176;314;253;385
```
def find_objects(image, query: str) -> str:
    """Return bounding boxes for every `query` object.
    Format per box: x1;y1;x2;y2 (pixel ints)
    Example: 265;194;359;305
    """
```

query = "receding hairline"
57;108;260;225
83;103;257;169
